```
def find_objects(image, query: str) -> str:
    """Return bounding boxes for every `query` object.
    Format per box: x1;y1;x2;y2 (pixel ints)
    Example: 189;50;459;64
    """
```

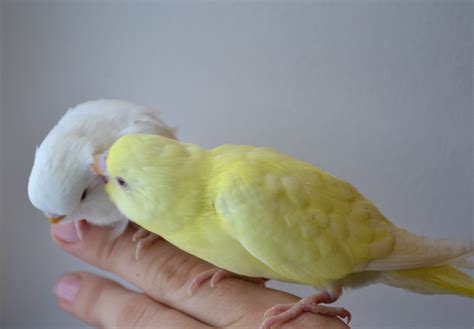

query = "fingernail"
54;273;80;302
52;222;80;243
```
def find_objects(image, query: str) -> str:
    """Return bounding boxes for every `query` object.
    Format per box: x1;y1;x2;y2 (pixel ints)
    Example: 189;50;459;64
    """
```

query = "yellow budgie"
92;134;474;329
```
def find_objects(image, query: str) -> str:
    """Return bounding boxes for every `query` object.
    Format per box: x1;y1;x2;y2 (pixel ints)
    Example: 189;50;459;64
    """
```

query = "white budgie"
28;99;176;256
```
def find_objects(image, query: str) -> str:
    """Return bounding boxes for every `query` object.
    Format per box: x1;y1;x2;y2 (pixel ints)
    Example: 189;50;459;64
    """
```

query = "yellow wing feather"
210;146;395;286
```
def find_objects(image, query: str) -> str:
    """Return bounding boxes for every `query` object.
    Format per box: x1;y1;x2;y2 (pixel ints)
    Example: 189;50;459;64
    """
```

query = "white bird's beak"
47;215;65;224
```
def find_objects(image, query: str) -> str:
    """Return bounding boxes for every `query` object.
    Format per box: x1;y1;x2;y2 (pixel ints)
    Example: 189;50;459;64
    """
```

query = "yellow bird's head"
91;134;205;229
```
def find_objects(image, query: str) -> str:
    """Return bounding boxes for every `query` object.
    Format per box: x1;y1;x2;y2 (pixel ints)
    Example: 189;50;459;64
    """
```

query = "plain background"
0;2;472;328
0;2;4;326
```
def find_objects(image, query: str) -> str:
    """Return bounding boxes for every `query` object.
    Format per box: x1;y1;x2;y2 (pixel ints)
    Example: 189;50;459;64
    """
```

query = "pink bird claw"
75;219;85;241
132;228;148;242
132;228;160;260
259;291;350;329
263;304;293;318
187;268;268;296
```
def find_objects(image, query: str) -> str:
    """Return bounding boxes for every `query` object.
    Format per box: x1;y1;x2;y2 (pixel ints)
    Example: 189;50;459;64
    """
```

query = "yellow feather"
382;265;474;298
103;134;474;297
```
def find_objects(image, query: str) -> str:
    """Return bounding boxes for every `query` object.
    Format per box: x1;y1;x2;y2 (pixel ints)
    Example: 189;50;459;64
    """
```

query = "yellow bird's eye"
116;177;128;188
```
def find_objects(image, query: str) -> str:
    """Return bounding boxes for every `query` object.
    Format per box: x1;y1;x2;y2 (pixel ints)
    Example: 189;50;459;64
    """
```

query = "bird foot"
132;228;161;260
75;219;85;241
187;268;268;295
260;291;351;329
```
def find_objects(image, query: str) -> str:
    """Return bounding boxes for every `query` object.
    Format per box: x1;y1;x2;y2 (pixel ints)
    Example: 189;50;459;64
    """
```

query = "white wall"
0;2;4;326
1;2;472;328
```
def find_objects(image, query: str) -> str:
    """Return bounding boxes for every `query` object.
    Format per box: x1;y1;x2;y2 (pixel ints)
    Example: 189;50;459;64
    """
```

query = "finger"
54;271;210;329
52;221;301;327
52;222;350;328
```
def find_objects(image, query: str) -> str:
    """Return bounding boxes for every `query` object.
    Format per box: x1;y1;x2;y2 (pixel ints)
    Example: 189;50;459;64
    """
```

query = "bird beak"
91;153;103;175
48;215;65;224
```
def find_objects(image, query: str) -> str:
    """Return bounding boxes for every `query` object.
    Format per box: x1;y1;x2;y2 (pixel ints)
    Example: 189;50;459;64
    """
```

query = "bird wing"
212;147;395;284
118;111;176;139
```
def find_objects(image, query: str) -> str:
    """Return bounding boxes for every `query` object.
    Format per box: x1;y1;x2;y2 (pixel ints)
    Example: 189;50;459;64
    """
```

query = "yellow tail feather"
382;265;474;298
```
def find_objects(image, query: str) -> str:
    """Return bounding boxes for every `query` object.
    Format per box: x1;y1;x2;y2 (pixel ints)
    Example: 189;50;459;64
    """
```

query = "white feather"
28;99;176;234
365;228;474;271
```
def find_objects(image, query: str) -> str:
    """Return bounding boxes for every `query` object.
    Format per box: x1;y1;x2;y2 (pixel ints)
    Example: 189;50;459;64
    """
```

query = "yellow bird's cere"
97;134;474;329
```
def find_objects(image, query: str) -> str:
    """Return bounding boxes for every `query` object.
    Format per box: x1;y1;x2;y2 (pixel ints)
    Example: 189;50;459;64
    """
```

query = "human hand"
51;221;348;328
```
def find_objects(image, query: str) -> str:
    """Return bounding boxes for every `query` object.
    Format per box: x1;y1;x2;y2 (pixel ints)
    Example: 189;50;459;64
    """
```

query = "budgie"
28;100;176;258
91;134;474;329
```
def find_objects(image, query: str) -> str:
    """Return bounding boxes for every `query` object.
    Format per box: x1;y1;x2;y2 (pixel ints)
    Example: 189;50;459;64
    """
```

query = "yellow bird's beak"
91;153;104;175
48;215;65;224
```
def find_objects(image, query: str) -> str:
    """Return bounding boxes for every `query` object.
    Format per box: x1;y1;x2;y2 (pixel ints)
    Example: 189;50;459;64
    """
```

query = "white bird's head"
28;140;96;223
28;99;176;229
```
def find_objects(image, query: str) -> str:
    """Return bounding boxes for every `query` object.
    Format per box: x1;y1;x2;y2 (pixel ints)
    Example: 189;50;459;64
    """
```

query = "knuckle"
79;277;109;324
146;252;182;296
100;235;125;270
114;294;154;329
144;246;202;298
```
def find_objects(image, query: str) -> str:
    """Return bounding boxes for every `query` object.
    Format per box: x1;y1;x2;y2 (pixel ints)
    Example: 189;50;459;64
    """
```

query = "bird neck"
131;144;212;235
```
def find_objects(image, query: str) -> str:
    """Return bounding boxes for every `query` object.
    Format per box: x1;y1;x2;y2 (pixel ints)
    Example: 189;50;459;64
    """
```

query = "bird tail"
366;228;474;271
366;228;474;298
381;264;474;298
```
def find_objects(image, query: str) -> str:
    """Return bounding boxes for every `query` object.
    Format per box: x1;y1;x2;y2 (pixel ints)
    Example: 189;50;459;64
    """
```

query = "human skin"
51;221;349;329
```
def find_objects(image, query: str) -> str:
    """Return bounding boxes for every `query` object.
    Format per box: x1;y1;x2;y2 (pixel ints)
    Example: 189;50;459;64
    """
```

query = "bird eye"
116;177;128;188
80;188;88;201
